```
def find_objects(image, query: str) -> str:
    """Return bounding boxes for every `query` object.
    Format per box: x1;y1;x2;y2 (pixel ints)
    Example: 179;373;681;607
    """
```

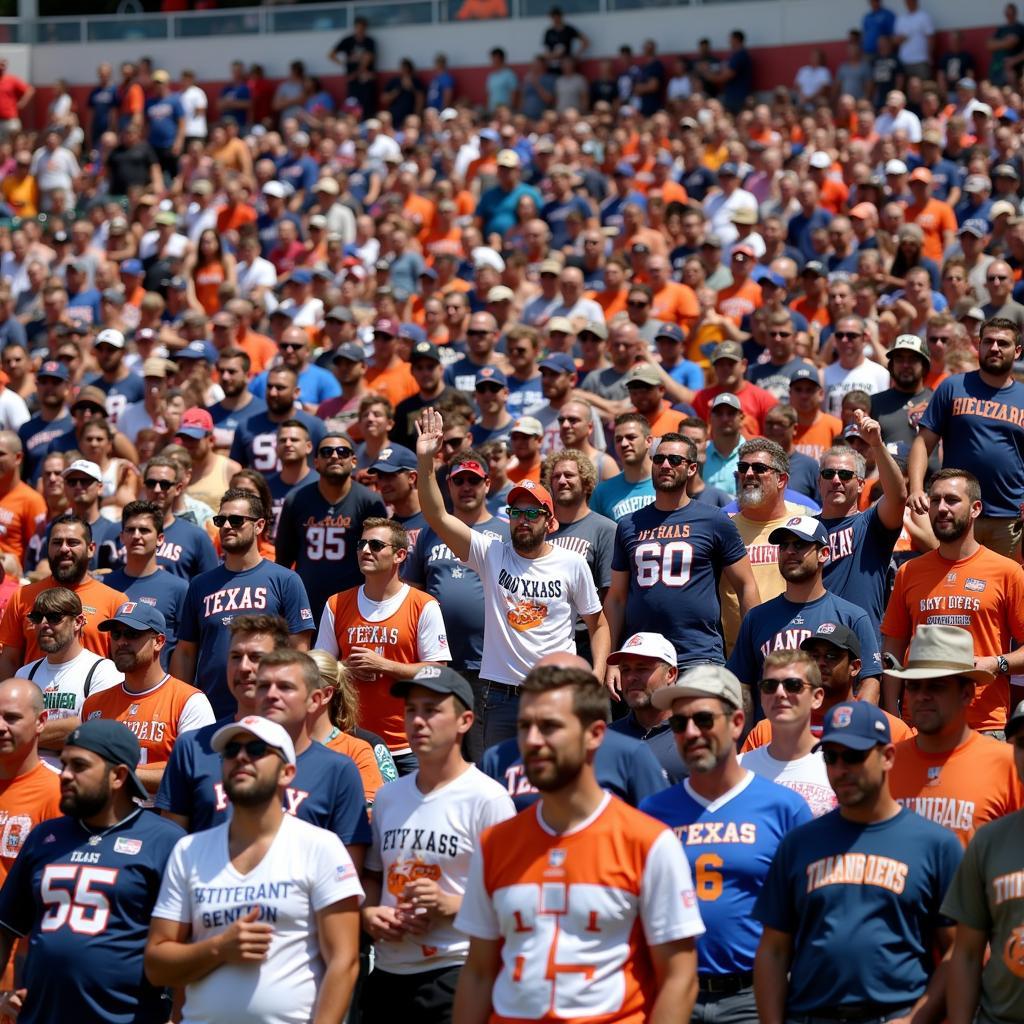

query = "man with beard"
275;430;386;623
455;663;703;1024
0;719;184;1024
265;420;317;541
208;347;266;453
229;365;326;474
417;408;609;750
641;665;812;1020
728;516;881;722
171;489;314;719
147;715;364;1024
911;318;1024;560
0;515;126;678
17;360;71;482
84;327;144;426
592;413;655;522
605;433;758;692
82;602;213;796
249;326;341;412
870;335;934;452
883;469;1024;736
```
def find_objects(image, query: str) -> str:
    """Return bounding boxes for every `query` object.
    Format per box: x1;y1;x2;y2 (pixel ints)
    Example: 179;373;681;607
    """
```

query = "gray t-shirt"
981;299;1024;330
550;510;617;631
870;385;933;450
579;365;632;401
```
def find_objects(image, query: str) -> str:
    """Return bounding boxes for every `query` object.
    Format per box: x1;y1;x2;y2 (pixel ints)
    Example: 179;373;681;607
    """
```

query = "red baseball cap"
507;480;555;518
449;458;488;480
373;318;400;337
176;407;214;438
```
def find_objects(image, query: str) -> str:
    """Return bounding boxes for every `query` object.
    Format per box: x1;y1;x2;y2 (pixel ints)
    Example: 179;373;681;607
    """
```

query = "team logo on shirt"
945;573;958;586
833;706;853;728
964;578;987;592
128;704;139;716
549;849;567;868
1003;926;1024;978
386;858;442;896
817;622;836;634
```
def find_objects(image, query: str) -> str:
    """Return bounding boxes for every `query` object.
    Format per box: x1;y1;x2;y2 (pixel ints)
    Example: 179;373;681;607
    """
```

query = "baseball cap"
814;701;891;751
398;323;426;345
152;69;170;84
262;181;287;199
507;479;554;516
211;715;296;766
475;366;508;388
991;200;1019;220
973;102;994;118
651;664;742;711
373;317;400;337
711;392;742;411
391;665;475;711
332;342;367;364
176;340;217;362
842;423;864;441
884;159;908;175
757;270;787;289
964;175;990;193
289;268;313;286
65;720;150;801
849;202;878;220
539;352;577;374
314;177;340;195
487;285;515;303
887;333;930;367
800;623;861;659
496;149;520;169
99;600;167;635
102;289;126;307
37;360;69;381
801;261;825;277
625;365;663;387
95;328;126;350
325;306;354;323
176;407;214;439
406;340;438;364
370;445;417;474
768;515;830;547
1007;698;1024;739
579;320;609;341
141;357;169;378
808;151;832;170
70;387;108;413
959;218;988;237
472;247;505;273
790;366;822;388
607;631;677;667
718;161;739;177
613;161;635;177
711;341;743;363
655;323;685;345
62;459;103;483
546;317;575;336
730;208;758;226
269;306;295;321
908;167;932;184
448;457;488;480
539;258;564;276
702;234;724;248
510;416;544;437
120;258;143;276
732;242;756;259
154;210;178;226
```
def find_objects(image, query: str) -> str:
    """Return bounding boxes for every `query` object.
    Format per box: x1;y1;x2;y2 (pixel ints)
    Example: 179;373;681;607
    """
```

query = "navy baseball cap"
814;701;892;751
37;360;70;381
65;720;149;801
539;352;577;374
332;342;366;364
269;306;295;321
391;665;474;711
718;161;740;176
613;162;634;177
790;366;821;387
176;340;217;362
475;366;508;388
655;323;685;345
99;600;167;634
370;445;417;473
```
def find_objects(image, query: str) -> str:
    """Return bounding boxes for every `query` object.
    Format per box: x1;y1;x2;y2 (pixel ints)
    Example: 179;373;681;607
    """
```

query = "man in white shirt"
740;649;836;817
179;70;208;142
235;233;278;309
416;407;611;751
823;315;892;415
704;162;758;247
146;715;364;1024
874;89;923;142
893;0;934;79
15;586;122;766
362;667;516;1021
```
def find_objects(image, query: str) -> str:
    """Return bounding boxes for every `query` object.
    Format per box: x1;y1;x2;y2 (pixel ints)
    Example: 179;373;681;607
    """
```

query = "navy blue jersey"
85;373;145;426
609;713;688;784
612;500;748;666
265;469;319;542
228;409;326;473
481;732;666;812
919;371;1024;518
819;506;901;636
19;413;72;482
786;451;822;505
641;773;812;975
404;518;510;671
178;560;313;717
155;719;371;845
111;515;219;581
105;567;187;670
208;395;267;453
0;808;184;1024
274;478;386;623
31;515;121;574
445;356;498;394
753;808;962;1014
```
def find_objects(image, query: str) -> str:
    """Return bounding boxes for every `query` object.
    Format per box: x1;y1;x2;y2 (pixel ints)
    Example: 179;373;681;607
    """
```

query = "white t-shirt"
153;813;364;1024
466;531;602;685
739;746;837;818
795;65;831;101
238;257;278;309
138;230;189;263
17;649;123;764
0;389;29;431
894;9;934;64
180;84;208;137
118;400;164;443
823;358;891;416
365;766;516;974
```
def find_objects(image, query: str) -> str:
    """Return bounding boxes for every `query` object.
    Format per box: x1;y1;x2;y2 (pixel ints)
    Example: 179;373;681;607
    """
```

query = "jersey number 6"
633;541;694;588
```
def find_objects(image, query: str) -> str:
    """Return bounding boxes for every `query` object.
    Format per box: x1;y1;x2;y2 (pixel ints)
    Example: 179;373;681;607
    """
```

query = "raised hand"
853;408;883;448
415;407;445;463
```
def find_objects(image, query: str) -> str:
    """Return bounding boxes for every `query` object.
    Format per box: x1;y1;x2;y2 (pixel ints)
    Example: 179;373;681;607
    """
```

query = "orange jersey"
716;278;762;325
80;675;212;768
793;412;843;460
741;710;914;752
890;731;1024;847
924;366;949;391
239;330;279;376
790;295;830;328
0;481;46;565
650;282;699;330
817;177;849;215
507;460;542;484
459;795;703;1024
586;287;628;321
644;402;688;439
881;546;1024;731
216;203;257;235
365;361;419;408
904;198;957;264
0;577;127;664
325;729;384;808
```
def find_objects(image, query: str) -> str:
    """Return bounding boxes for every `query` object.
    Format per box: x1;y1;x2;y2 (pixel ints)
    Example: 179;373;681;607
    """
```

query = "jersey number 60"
633;541;694;588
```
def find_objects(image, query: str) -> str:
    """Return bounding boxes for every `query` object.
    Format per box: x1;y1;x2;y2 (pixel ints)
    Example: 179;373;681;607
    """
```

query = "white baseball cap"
61;459;103;483
211;715;296;765
607;631;677;667
94;328;125;349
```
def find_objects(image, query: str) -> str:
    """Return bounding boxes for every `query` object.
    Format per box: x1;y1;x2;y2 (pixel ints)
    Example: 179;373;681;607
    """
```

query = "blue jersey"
209;395;267;452
274;478;386;623
178;559;313;717
405;518;510;671
265;469;318;543
145;94;184;149
612;500;748;666
919;371;1024;518
19;413;72;481
249;365;341;406
481;733;666;812
754;808;962;1014
445;356;498;394
0;808;184;1024
505;373;544;418
819;506;901;636
111;515;219;581
155;719;371;845
105;567;186;670
84;373;145;426
641;773;812;974
590;474;655;522
229;409;326;474
728;592;882;713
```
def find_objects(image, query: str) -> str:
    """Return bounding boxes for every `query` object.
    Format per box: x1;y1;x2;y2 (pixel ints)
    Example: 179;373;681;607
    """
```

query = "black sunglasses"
213;513;260;528
768;330;792;338
318;446;354;459
736;461;777;475
108;626;151;641
28;611;70;625
833;331;862;340
652;453;688;466
475;383;504;393
222;739;282;761
820;467;857;481
821;747;873;766
758;677;812;695
64;476;96;488
356;538;395;552
278;342;306;351
144;478;175;490
669;710;727;733
442;436;467;448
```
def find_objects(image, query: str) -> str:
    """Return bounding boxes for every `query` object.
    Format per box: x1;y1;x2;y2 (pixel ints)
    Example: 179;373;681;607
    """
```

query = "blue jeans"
475;680;521;754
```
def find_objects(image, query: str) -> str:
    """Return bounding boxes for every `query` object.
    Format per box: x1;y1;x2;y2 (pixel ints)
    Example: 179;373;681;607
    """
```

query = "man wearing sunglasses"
248;324;341;413
469;367;515;448
147;714;364;1024
641;664;812;1021
754;701;963;1024
821;315;891;417
444;312;508;396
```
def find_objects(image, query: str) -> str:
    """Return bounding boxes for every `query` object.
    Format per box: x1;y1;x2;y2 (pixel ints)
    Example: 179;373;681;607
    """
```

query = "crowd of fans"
0;3;1019;1024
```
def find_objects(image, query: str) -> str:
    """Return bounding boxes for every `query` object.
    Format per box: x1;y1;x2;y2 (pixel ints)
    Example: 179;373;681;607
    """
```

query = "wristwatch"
997;655;1010;675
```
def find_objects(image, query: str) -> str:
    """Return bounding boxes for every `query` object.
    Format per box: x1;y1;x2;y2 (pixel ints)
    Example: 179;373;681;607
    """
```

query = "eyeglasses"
768;330;792;337
442;436;467;448
318;445;354;459
505;507;548;520
64;477;96;488
557;416;584;424
833;331;862;340
450;473;485;486
821;747;873;766
668;710;727;733
820;467;857;481
28;611;70;625
222;739;281;761
107;626;150;641
652;453;688;467
736;461;777;475
356;538;395;552
144;478;175;490
758;676;812;695
212;513;260;528
626;300;649;308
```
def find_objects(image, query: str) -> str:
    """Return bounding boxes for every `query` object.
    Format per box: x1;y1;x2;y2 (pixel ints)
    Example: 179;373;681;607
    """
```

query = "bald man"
0;431;45;568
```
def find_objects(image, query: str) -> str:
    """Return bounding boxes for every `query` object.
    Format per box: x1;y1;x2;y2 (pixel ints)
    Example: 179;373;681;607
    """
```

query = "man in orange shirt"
623;366;687;438
790;367;842;459
887;625;1023;847
0;431;45;568
507;417;544;484
716;245;763;325
586;259;629;321
882;469;1024;735
905;168;958;264
647;255;699;330
807;151;849;213
0;515;127;678
365;317;418;408
82;602;214;795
